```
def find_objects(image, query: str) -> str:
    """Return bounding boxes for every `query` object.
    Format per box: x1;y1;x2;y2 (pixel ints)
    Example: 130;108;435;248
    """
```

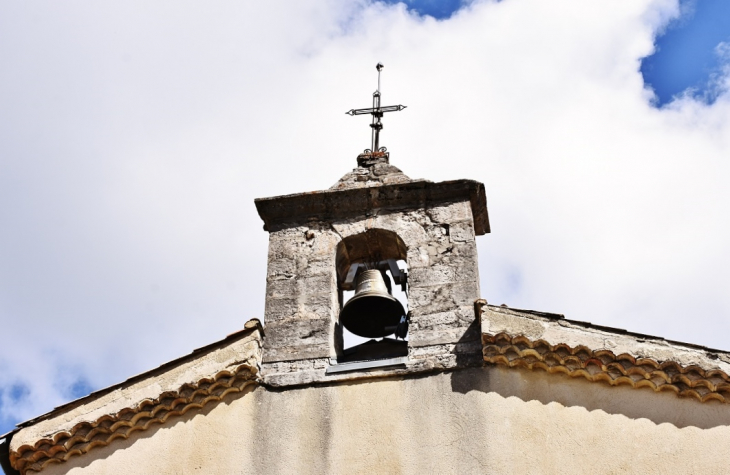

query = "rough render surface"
9;321;263;474
261;199;482;379
34;368;730;475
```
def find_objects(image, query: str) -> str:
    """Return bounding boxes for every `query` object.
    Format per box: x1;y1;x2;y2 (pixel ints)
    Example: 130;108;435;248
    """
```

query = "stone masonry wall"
262;199;482;377
262;222;341;363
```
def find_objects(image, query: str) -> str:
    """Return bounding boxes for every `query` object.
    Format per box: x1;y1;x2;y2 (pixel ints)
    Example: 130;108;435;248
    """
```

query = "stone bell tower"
255;65;489;386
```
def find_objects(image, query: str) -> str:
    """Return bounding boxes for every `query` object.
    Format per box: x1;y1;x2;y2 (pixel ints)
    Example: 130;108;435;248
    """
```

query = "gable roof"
6;302;730;474
6;320;263;475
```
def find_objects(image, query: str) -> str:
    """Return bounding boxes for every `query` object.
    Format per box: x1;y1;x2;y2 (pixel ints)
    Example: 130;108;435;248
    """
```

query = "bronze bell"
339;269;406;338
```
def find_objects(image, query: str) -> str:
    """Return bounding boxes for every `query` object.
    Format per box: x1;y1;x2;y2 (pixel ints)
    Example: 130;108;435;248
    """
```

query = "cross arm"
345;104;407;116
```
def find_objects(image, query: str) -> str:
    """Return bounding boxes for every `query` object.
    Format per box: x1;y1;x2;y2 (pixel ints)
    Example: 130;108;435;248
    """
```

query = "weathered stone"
452;255;480;284
262;342;331;363
258;160;487;376
300;258;334;277
306;231;341;258
255;178;489;235
406;246;431;269
408;285;459;314
265;279;297;300
412;310;462;330
266;257;297;280
296;274;336;297
449;240;479;259
264;318;331;346
409;264;456;287
449;221;476;242
411;305;475;331
264;297;298;322
410;323;481;347
329;161;413;190
426;201;473;224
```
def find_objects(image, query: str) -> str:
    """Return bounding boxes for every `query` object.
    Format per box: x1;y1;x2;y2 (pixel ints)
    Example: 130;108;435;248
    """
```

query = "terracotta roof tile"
9;320;263;475
479;302;730;403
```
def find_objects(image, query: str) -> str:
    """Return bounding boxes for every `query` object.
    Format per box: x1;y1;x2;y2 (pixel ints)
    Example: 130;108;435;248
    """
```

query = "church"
2;66;730;474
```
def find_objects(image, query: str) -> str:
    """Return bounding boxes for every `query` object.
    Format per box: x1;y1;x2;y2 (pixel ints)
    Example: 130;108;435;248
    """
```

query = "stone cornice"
254;178;490;235
479;302;730;403
9;321;263;475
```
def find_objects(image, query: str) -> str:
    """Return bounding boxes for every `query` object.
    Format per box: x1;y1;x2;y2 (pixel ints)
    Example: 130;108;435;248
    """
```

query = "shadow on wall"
450;366;730;430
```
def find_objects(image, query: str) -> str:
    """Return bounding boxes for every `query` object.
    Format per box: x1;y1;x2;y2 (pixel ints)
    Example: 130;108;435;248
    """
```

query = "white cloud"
2;0;729;428
702;41;730;102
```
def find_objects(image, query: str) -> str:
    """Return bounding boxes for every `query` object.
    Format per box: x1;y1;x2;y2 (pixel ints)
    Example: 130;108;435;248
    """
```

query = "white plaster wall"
42;367;730;475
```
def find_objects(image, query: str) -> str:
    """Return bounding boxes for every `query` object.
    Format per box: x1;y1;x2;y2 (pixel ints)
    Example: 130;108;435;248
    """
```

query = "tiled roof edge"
477;301;730;403
10;364;259;474
482;332;730;404
485;304;729;354
15;319;263;431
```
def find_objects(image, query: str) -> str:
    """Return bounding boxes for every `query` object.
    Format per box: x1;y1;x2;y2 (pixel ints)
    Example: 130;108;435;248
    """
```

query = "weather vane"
346;63;407;157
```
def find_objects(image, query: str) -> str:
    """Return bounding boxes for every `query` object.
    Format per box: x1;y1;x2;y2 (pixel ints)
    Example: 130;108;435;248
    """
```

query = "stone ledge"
255;179;490;235
262;341;484;388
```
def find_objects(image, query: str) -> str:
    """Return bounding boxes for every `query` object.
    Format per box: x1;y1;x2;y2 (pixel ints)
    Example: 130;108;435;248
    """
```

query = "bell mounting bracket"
340;260;407;292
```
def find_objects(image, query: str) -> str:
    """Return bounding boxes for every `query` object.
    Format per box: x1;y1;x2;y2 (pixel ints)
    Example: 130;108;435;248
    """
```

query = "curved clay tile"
11;364;259;474
482;332;730;404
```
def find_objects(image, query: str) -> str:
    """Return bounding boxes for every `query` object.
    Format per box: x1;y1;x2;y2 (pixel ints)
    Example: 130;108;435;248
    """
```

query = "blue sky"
641;0;730;104
389;0;730;105
1;0;730;438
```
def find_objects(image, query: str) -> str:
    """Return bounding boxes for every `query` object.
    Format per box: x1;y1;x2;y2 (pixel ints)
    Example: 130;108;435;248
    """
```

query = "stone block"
264;318;331;349
300;257;335;277
426;201;472;224
409;326;481;348
451;256;480;284
299;297;338;321
307;230;341;258
451;281;480;307
296;274;336;297
408;285;458;315
387;218;429;247
407;247;431;268
423;223;450;243
408;282;479;315
412;310;462;331
409;264;456;287
262;342;331;363
266;257;297;280
449;221;475;242
265;278;297;300
450;243;478;265
264;297;298;322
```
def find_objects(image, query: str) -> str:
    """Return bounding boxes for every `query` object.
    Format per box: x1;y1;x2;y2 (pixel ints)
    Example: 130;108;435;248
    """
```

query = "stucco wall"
41;366;730;475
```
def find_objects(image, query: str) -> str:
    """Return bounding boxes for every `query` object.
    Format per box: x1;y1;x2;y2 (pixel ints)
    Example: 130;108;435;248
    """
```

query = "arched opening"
333;229;409;364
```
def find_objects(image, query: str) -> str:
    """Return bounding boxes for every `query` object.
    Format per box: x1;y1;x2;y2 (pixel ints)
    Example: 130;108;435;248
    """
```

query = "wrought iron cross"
346;63;407;155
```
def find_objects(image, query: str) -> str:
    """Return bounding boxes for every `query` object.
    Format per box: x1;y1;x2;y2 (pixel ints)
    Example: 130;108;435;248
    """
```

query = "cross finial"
346;63;407;163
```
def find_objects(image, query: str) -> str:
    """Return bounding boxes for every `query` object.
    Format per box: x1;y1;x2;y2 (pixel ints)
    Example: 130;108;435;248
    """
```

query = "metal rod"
345;63;405;155
371;91;381;152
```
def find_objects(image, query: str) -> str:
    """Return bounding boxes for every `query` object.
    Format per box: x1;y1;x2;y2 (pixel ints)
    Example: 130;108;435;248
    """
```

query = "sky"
1;0;730;435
